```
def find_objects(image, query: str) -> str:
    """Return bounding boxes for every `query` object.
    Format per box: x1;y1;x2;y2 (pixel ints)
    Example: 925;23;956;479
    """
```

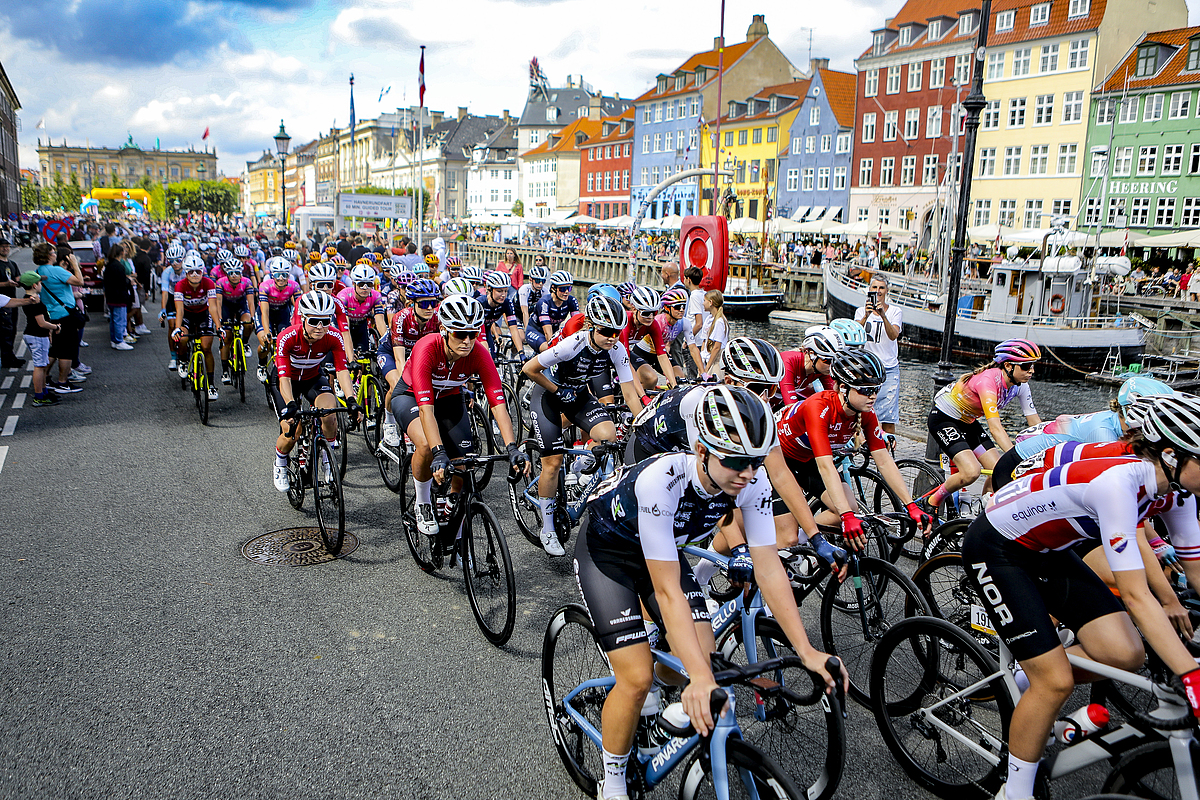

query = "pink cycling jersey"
216;275;255;302
259;279;302;310
336;286;385;323
934;367;1037;423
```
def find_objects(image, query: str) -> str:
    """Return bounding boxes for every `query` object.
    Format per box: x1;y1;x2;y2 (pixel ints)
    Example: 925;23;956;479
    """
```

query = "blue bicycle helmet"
1118;375;1175;407
829;318;868;347
407;278;440;300
587;283;622;303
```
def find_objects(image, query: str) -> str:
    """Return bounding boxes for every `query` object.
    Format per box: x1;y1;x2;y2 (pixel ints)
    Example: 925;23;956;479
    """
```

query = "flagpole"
418;45;426;250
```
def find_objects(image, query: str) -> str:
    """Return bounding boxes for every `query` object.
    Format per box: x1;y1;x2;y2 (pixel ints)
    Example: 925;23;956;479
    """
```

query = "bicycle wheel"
234;347;246;404
542;604;610;797
923;518;970;562
463;502;516;646
850;466;902;516
515;372;534;442
286;438;306;510
870;616;1015;800
334;409;348;478
312;438;345;556
891;459;945;560
503;381;522;443
1102;741;1185;800
373;403;403;493
679;735;802;800
716;617;845;800
471;402;498;492
907;551;999;660
820;556;932;707
509;441;543;547
360;375;383;455
197;370;210;426
400;454;437;573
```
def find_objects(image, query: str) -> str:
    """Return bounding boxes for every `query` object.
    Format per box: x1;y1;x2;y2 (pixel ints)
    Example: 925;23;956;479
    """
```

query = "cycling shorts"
221;300;250;324
270;374;333;415
525;325;549;352
391;392;475;457
770;455;828;516
529;384;611;455
960;514;1124;662
574;520;710;652
377;349;397;377
927;407;995;459
991;448;1025;491
180;311;215;337
629;346;655;373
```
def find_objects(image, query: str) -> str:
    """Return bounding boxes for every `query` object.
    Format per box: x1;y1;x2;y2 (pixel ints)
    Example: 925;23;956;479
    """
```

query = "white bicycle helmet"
630;286;661;313
462;265;485;283
282;248;299;263
233;244;249;258
297;290;337;318
829;318;868;348
216;248;232;261
549;270;574;288
165;242;185;262
803;325;845;360
443;277;475;297
485;271;510;290
529;266;549;282
1137;394;1200;456
182;252;206;272
722;337;784;383
692;385;777;458
438;294;485;331
349;264;376;285
266;256;291;277
308;263;337;285
585;295;627;330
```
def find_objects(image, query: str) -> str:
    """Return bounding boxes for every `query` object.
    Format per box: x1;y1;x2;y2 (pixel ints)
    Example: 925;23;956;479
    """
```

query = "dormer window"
928;20;941;39
657;76;668;93
1068;0;1089;17
769;96;779;113
675;73;686;91
1136;44;1159;77
995;10;1014;31
959;13;975;34
873;31;885;55
1030;3;1050;26
695;66;706;83
899;26;911;45
1188;37;1200;70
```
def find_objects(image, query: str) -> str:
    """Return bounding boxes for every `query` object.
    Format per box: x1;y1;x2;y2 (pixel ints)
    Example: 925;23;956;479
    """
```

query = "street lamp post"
274;120;292;235
197;162;207;222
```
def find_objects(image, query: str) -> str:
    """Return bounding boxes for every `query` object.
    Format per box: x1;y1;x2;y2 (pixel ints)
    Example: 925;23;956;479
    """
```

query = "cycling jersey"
159;266;179;299
386;307;439;354
274;324;349;382
398;333;506;407
548;312;585;347
934;367;1037;423
258;279;303;333
290;295;350;335
779;350;828;406
777;390;888;463
481;295;518;329
216;275;255;303
632;385;703;457
173;276;218;314
538;330;634;390
1014;409;1122;460
620;310;666;356
533;294;579;332
1011;439;1134;483
335;286;385;324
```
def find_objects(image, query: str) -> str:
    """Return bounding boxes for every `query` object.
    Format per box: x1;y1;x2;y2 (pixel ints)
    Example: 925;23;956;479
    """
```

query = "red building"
850;0;981;249
578;108;634;219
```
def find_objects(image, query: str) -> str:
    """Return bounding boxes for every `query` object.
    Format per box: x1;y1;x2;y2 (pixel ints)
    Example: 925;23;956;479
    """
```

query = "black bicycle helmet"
830;350;886;391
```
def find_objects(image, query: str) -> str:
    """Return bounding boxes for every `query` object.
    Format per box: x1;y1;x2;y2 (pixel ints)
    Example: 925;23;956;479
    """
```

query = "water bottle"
660;702;691;733
1052;704;1109;744
636;687;663;755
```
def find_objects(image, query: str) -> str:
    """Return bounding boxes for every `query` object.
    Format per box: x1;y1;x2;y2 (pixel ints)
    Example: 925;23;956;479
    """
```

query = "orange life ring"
1049;294;1065;314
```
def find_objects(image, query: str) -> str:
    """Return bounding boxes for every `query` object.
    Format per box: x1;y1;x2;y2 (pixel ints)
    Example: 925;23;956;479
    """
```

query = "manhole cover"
241;527;358;566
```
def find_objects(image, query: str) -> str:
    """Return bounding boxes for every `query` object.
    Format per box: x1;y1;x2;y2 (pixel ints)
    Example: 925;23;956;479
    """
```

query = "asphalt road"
0;243;1108;800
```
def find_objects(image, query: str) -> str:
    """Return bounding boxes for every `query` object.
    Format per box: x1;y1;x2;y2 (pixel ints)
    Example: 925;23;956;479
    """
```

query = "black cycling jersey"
481;296;518;328
530;294;579;333
538;330;634;390
632;385;705;457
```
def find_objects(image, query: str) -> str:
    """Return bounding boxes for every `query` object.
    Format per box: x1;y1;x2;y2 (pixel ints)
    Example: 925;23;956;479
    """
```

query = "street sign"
337;193;412;219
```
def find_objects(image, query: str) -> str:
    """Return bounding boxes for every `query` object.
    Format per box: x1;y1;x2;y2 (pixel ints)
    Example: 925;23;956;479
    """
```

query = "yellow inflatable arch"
83;188;153;211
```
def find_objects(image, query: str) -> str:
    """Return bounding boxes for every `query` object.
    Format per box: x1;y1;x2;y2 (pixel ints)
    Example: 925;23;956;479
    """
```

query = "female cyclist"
336;263;388;356
378;278;440;448
215;262;256;385
526;270;578;353
779;325;844;405
621;286;676;391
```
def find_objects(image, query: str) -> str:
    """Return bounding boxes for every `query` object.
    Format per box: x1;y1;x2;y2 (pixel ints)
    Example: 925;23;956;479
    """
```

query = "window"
1136;45;1158;77
873;31;885;55
1058;143;1078;174
1024;199;1044;228
862;113;876;142
996;10;1014;30
1069;0;1089;16
1029;144;1050;174
1108;197;1128;226
1164;144;1184;175
1041;45;1059;73
1118;97;1139;123
1138;145;1158;175
640;167;648;185
767;126;778;143
923;154;939;184
1144;93;1165;122
1183;198;1200;226
664;131;673;150
805;136;816;153
900;156;916;185
1113;146;1134;176
954;54;971;85
642;135;650;154
836;133;850;153
786;169;799;192
643;105;653;123
737;129;748;145
983;100;1001;130
802;168;815;191
818;167;831;190
820;134;831;152
879;208;891;226
1008;97;1027;127
974;199;992;226
666;102;674;121
1068;39;1089;69
1090;150;1108;176
858;207;870;221
1062;91;1084;122
750;160;760;181
791;137;801;156
959;13;975;34
1034;94;1055;124
688;129;698;150
1013;48;1032;76
1170;92;1191;119
587;174;594;192
929;20;941;39
1156;197;1177;226
834;167;847;189
880;157;895;186
653;133;661;152
1097;98;1116;124
887;66;901;93
908;62;923;91
865;69;879;96
1084;197;1102;225
883;110;898;140
1191;144;1200;173
998;199;1017;227
900;26;912;46
1030;3;1050;25
691;97;700;116
604;173;612;191
987;51;1005;80
1004;146;1023;175
751;128;762;144
808;106;821;127
979;147;996;175
655;104;662;122
926;105;943;138
904;108;920;139
859;158;873;186
930;58;945;87
1189;39;1200;71
623;171;629;189
1053;200;1072;219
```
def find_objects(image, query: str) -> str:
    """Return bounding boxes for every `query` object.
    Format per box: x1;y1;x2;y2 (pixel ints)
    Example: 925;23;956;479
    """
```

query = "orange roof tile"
1100;26;1200;91
818;68;858;128
710;79;810;125
857;0;985;59
580;108;636;147
634;39;759;103
524;117;604;157
988;0;1107;48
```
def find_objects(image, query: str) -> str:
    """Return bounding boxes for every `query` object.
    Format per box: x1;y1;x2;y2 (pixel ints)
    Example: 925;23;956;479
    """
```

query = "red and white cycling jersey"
777;390;888;463
174;276;218;314
987;456;1200;570
274;324;349;382
779;350;828;406
399;333;506;407
290;294;350;334
388;307;439;352
1013;439;1133;481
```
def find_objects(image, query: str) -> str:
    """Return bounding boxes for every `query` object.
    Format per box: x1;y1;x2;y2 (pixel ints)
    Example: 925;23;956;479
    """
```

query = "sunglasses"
312;282;333;290
717;454;767;472
185;269;204;275
746;382;778;398
416;299;438;309
1015;362;1038;371
450;330;480;341
354;281;374;289
306;318;333;327
852;386;881;396
595;326;620;337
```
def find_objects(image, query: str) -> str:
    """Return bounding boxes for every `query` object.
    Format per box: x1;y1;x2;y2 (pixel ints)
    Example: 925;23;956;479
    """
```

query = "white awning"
805;206;826;222
789;205;811;222
821;206;843;221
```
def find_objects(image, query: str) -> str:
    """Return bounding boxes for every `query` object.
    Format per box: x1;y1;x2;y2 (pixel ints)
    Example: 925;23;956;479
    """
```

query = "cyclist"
621;286;676;392
522;294;647;556
518;265;548;328
480;270;524;355
658;287;690;382
160;242;187;371
336;263;388;356
215;262;256;385
779;325;844;406
775;349;932;548
255;259;304;383
271;291;362;492
298;261;353;365
379;278;440;447
171;258;222;401
525;270;578;353
923;339;1042;514
575;385;846;800
392;294;526;535
437;255;463;287
962;394;1200;800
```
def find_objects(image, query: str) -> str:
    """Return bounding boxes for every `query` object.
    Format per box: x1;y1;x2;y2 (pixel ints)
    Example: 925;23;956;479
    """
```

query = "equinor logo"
1011;500;1056;522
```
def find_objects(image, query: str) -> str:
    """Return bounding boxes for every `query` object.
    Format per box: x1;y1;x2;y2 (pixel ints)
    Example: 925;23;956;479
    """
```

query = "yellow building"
972;0;1184;230
700;78;811;222
37;137;216;190
243;151;281;221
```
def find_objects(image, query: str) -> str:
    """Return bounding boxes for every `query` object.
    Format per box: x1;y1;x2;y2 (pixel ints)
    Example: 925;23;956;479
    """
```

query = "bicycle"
398;452;517;646
543;604;846;800
869;612;1200;800
284;404;353;556
347;352;385;456
221;321;248;404
179;333;211;425
370;399;406;493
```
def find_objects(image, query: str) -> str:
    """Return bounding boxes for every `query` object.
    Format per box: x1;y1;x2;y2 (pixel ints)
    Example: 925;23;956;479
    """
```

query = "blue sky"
5;0;1199;177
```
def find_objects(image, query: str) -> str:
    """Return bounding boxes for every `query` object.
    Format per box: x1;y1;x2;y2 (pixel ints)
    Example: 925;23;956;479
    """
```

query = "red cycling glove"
1179;668;1200;719
907;502;931;530
840;511;864;542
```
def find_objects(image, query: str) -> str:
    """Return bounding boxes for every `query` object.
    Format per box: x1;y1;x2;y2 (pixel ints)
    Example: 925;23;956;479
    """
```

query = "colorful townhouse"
630;14;801;220
1084;26;1200;236
520;116;602;221
577;108;634;219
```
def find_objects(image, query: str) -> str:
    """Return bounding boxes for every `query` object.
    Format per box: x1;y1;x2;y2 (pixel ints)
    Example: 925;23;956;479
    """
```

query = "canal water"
734;318;1115;432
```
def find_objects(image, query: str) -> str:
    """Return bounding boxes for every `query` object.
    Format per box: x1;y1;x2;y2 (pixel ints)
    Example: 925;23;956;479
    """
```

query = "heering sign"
1108;180;1179;195
337;193;413;219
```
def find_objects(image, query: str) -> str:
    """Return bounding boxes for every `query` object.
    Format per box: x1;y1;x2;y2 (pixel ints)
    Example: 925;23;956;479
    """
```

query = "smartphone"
868;291;880;309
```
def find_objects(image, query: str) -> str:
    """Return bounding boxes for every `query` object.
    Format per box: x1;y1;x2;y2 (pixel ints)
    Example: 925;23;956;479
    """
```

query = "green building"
1083;26;1200;239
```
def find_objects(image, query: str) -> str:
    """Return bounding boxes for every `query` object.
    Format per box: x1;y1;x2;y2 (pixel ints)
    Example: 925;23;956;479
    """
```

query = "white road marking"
0;446;7;474
1;377;11;389
14;340;26;358
12;394;25;410
1;416;16;436
19;376;29;388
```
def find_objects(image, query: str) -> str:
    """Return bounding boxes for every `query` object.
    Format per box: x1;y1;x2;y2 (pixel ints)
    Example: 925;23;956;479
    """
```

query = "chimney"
810;57;830;73
588;95;602;120
457;106;468;121
746;14;769;41
713;35;724;50
432;111;444;125
502;109;510;124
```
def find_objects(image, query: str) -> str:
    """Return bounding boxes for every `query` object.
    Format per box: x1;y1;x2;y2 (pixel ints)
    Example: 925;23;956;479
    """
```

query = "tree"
511;199;524;218
166;180;237;217
21;178;41;212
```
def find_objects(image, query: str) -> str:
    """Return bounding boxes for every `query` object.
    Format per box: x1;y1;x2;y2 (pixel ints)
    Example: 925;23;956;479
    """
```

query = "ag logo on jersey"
611;495;625;519
654;416;667;436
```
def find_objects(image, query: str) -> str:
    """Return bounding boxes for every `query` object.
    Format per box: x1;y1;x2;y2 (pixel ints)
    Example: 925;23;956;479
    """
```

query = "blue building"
630;15;799;220
776;61;857;225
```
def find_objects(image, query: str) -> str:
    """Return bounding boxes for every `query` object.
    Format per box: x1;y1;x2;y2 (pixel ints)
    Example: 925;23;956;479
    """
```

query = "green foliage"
167;180;238;216
511;199;524;218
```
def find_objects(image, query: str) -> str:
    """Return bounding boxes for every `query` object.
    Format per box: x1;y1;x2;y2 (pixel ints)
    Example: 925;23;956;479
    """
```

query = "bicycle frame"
521;443;621;525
